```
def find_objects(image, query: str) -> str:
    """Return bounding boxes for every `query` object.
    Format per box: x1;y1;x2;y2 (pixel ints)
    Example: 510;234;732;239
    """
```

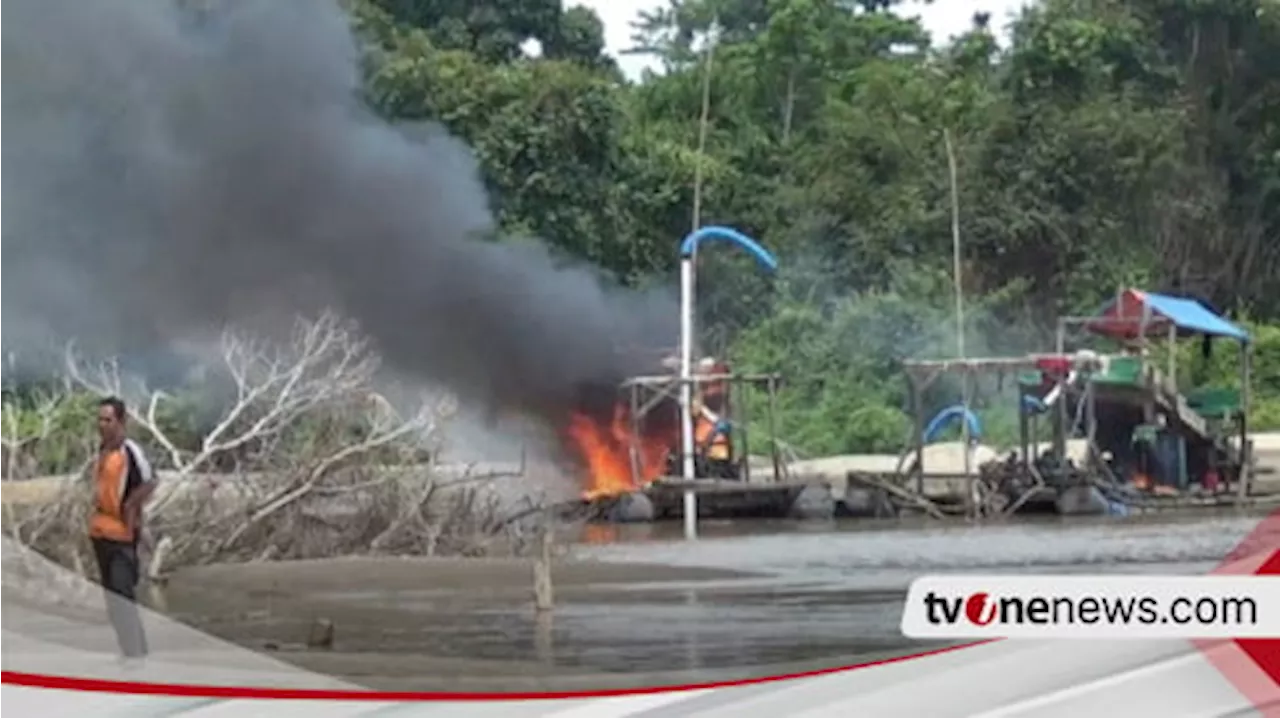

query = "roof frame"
1084;289;1250;344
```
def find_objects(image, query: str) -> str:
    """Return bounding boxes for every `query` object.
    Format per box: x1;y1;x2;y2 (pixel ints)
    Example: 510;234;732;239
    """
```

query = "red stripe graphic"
1;641;991;700
1197;508;1280;713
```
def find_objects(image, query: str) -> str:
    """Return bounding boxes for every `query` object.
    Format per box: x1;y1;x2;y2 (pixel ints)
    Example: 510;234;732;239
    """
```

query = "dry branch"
1;389;67;480
7;313;545;577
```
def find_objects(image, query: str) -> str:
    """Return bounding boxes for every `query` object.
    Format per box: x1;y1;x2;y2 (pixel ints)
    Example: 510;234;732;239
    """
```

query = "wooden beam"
902;354;1105;375
621;372;783;388
847;472;945;520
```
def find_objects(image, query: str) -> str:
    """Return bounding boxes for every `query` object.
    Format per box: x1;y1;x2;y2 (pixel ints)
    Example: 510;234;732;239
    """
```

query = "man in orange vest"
692;397;735;479
89;396;158;665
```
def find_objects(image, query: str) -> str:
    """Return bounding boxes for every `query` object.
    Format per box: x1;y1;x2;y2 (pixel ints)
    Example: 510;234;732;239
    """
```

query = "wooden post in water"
307;618;335;649
534;609;555;665
533;514;556;665
533;516;554;613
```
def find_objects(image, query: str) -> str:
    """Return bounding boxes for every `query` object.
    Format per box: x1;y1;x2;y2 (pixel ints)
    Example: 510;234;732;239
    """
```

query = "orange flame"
564;402;676;501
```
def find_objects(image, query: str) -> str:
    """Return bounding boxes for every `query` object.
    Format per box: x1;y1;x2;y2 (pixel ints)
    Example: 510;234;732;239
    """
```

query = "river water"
526;511;1264;673
569;511;1261;581
162;510;1272;686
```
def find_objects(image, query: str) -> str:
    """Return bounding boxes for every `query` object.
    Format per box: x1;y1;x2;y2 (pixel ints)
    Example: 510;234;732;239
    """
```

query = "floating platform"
1102;487;1280;513
572;477;835;524
841;469;1280;520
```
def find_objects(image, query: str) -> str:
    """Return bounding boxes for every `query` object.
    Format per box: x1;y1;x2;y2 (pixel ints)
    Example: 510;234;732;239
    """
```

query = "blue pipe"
923;404;983;444
679;225;779;273
1021;395;1048;414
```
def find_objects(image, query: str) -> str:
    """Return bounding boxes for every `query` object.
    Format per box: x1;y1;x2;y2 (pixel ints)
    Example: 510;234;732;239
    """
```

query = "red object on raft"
1034;355;1073;378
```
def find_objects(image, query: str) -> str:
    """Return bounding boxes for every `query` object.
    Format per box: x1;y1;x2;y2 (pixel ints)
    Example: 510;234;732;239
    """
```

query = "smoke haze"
1;0;679;426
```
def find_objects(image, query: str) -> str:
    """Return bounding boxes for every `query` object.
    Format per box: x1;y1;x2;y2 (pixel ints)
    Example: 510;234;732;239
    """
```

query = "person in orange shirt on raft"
693;409;735;478
88;396;158;665
688;358;736;479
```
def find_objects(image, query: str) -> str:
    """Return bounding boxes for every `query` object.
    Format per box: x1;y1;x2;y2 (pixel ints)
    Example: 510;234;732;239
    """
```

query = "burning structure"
560;353;792;506
3;0;827;524
562;396;678;501
2;0;682;473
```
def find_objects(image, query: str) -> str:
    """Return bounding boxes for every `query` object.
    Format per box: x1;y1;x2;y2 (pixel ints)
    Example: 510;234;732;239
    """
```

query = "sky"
569;0;1032;79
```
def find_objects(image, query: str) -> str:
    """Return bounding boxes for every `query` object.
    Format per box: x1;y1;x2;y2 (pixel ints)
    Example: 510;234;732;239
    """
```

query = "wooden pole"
1018;383;1030;470
1085;374;1098;472
533;514;555;613
628;383;642;486
1139;302;1155;423
1237;342;1252;503
945;128;965;368
964;371;979;519
1054;371;1069;470
944;129;969;468
911;374;925;496
738;378;752;483
767;376;781;484
690;19;717;235
534;611;554;665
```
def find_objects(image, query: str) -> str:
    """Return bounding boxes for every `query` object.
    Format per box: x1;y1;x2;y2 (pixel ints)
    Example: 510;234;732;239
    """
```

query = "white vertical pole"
944;129;972;500
681;21;717;542
679;256;699;540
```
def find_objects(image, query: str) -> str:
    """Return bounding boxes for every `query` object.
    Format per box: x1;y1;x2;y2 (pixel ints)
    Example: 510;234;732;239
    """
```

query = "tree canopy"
353;0;1280;455
16;0;1278;460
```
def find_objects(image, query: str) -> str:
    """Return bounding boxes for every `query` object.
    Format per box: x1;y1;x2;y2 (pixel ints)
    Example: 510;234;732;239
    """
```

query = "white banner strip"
900;575;1280;639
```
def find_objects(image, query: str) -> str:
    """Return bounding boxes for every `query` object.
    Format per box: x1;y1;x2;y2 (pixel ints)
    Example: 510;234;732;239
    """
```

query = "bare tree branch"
1;389;64;480
11;312;544;576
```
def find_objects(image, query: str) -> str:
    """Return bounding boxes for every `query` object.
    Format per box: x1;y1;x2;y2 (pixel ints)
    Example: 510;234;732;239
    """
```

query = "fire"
564;401;677;501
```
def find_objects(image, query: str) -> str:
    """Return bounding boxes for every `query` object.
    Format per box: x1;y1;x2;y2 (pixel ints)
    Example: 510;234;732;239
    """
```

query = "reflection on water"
165;510;1274;682
578;522;622;546
565;511;1265;584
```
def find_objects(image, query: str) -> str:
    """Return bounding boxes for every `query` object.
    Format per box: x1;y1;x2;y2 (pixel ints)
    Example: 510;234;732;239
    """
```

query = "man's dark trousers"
91;537;148;658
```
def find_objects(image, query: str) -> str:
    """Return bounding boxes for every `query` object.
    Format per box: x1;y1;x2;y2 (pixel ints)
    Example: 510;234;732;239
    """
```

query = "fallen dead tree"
2;313;544;582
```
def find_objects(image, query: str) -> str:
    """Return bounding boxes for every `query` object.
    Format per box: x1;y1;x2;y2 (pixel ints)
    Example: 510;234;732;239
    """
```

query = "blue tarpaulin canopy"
1086;289;1250;344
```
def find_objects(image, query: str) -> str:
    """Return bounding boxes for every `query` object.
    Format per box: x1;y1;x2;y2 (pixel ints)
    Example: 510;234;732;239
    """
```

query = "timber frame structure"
892;288;1257;519
899;353;1110;517
619;369;788;486
1053;289;1255;501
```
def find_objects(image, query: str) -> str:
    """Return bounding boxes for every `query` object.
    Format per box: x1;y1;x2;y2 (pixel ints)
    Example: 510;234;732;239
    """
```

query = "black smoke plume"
1;0;679;426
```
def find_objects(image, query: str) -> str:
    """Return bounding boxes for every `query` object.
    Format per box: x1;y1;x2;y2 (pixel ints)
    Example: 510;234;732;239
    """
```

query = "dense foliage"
348;0;1280;455
7;0;1279;464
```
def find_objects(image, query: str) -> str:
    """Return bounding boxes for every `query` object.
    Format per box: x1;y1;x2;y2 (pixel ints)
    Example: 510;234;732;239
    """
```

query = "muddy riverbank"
156;553;933;690
142;509;1275;690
